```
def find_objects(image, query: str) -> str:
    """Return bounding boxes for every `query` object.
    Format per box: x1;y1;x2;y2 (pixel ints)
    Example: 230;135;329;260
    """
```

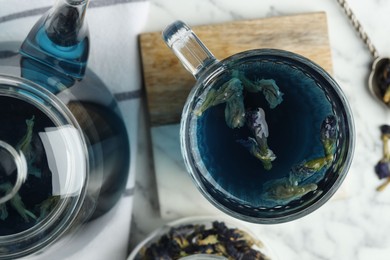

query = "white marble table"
130;0;390;259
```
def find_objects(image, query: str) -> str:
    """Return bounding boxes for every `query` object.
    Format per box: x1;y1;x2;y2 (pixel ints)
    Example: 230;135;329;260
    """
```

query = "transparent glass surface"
0;41;130;222
0;75;88;258
163;21;216;78
20;0;90;79
0;41;131;258
180;49;355;224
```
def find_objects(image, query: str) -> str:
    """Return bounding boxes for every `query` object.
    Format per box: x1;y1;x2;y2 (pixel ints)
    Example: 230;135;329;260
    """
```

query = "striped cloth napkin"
0;0;149;259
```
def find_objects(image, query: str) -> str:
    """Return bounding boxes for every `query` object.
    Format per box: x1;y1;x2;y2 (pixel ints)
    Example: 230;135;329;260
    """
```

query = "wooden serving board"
140;12;332;126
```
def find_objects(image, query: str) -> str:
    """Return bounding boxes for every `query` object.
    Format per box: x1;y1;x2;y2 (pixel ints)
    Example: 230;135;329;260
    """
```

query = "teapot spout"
162;21;217;79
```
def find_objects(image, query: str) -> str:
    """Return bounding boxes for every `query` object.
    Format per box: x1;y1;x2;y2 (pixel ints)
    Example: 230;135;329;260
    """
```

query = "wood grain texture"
140;12;332;126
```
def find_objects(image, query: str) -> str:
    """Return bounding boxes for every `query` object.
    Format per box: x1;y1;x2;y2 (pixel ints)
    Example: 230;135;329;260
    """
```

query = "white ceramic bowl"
128;216;277;260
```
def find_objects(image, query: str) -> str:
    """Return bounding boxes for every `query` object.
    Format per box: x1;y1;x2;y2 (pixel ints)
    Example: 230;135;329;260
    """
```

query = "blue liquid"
0;96;56;235
20;14;89;79
21;57;76;94
189;55;350;216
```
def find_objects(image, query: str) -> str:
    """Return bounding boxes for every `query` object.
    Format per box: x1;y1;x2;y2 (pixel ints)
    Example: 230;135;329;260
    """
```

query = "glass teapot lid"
0;75;88;258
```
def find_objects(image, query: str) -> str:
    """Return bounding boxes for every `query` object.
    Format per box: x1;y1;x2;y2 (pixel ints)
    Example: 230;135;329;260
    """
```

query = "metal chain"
336;0;379;59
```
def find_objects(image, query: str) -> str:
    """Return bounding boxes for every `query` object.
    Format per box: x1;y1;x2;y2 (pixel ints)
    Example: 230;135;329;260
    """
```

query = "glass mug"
163;21;355;223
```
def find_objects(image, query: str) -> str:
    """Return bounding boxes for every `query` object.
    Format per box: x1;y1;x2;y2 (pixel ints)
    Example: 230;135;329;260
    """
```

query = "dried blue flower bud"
258;79;284;109
225;93;245;129
237;137;276;170
291;163;317;177
246;108;269;142
239;108;277;170
234;71;284;109
264;178;317;201
375;161;390;179
195;78;243;116
321;115;337;141
320;115;337;157
290;158;327;184
380;124;390;135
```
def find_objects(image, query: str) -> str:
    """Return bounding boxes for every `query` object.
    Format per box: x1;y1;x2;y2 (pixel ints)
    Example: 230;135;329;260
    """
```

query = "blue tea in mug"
165;21;354;223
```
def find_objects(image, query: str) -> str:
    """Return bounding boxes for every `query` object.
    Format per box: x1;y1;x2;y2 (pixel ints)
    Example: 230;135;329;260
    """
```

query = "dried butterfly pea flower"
137;221;269;260
380;124;390;135
320;115;337;158
376;125;390;191
198;235;219;245
233;70;283;109
238;108;276;170
225;93;245;129
195;78;243;117
375;161;390;179
260;115;336;204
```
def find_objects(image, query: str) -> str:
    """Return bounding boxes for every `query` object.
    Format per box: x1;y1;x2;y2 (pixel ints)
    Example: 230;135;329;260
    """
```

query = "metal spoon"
368;57;390;108
337;0;390;108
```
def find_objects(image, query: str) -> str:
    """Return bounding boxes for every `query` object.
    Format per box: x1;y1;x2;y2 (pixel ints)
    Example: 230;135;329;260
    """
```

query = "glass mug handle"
162;21;218;79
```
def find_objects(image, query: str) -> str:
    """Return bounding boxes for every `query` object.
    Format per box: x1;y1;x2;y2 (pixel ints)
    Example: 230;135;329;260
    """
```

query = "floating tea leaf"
290;157;329;184
265;178;318;201
261;115;336;205
320;115;337;158
224;94;245;129
0;204;8;221
238;108;276;170
16;116;35;158
257;79;284;109
0;183;37;222
246;108;269;142
196;78;243;116
237;138;275;171
234;71;283;109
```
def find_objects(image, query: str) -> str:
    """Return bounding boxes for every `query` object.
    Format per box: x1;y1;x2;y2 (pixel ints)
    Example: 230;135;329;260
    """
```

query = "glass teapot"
0;1;129;258
163;21;355;224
